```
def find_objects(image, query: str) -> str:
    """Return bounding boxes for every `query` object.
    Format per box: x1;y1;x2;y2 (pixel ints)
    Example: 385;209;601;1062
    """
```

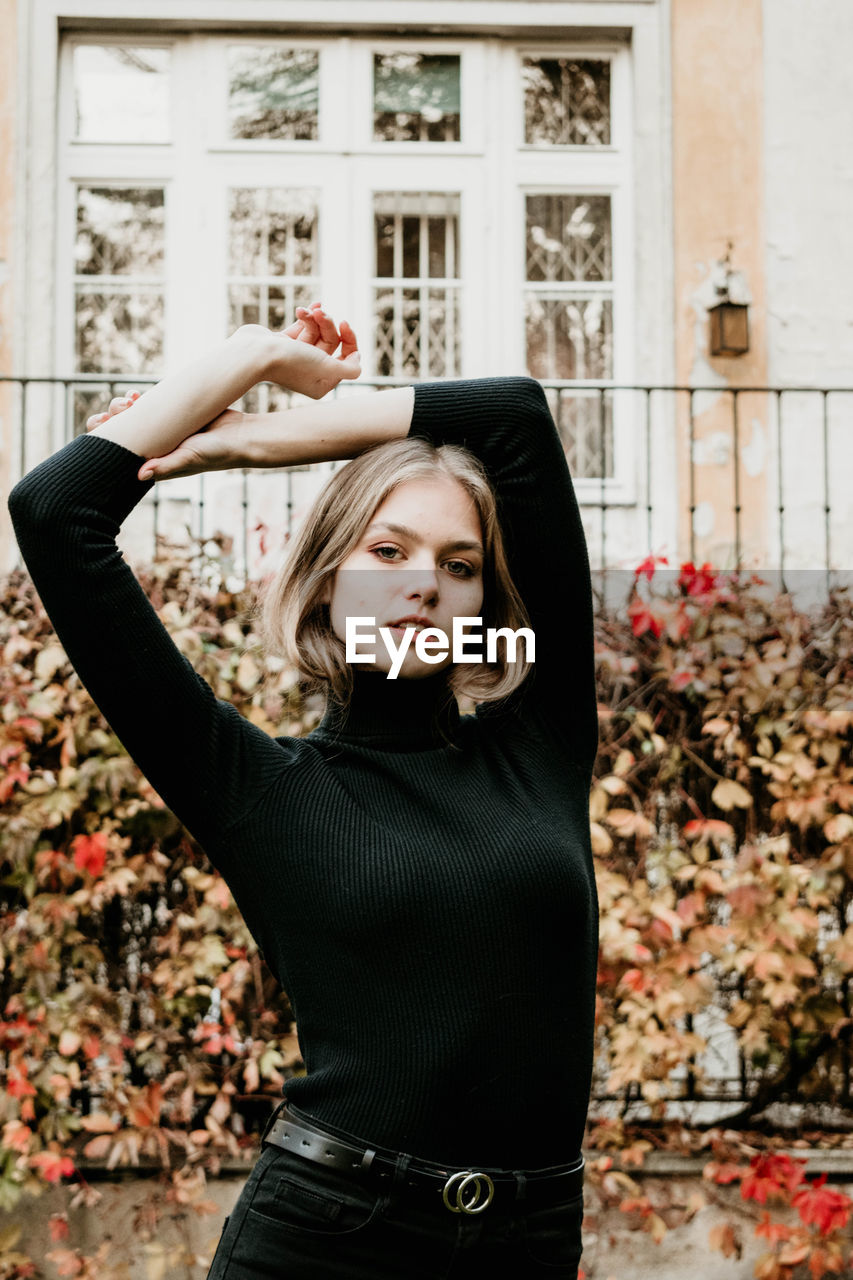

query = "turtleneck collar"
311;664;461;751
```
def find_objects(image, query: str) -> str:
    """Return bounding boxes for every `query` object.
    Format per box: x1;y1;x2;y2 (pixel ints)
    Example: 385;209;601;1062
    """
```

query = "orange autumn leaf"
754;1210;793;1243
30;1150;75;1182
704;1160;744;1186
708;1220;740;1257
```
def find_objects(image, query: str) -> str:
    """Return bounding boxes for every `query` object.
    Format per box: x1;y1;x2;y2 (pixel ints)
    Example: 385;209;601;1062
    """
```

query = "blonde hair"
254;437;533;712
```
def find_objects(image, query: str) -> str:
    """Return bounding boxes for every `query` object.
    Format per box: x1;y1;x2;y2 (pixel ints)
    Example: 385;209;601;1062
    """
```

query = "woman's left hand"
261;303;361;398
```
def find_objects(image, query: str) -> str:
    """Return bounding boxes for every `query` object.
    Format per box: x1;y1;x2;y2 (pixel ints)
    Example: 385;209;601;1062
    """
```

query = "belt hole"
301;1140;310;1147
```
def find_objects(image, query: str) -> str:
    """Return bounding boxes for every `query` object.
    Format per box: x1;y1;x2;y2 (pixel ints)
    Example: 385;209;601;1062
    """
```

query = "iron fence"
2;375;852;597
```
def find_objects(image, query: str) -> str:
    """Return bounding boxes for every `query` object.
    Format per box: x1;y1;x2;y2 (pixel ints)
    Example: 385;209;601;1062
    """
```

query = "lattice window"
522;58;610;146
525;194;614;477
228;46;319;141
373;192;461;378
227;187;319;414
373;53;461;142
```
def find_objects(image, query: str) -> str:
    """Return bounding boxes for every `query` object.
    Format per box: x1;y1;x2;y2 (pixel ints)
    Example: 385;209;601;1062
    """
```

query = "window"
73;185;166;424
227;46;320;141
60;35;630;489
373;192;461;378
516;49;625;480
522;58;611;147
73;44;171;143
373;53;461;142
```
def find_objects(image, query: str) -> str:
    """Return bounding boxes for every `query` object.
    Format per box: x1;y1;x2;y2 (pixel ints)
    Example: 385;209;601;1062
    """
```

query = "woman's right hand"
86;396;250;481
135;410;251;481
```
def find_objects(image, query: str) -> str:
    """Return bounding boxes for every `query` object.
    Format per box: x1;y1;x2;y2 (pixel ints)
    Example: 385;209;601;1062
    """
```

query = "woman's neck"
312;664;461;751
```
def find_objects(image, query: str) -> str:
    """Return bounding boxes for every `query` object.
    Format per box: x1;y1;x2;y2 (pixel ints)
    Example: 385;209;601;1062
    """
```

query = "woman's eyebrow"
365;521;484;555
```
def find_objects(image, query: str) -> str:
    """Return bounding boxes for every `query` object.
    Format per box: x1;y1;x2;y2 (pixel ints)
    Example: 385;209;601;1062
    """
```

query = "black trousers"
206;1104;585;1278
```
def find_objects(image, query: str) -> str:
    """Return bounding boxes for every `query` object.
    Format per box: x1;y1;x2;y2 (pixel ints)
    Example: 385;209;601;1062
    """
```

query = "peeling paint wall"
671;0;770;572
762;0;853;575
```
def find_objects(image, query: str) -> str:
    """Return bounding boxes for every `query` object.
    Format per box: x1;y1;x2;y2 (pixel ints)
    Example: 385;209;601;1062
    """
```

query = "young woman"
8;305;599;1279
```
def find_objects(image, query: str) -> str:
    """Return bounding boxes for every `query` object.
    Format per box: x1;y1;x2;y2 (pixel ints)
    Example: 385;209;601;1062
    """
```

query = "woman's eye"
370;546;476;577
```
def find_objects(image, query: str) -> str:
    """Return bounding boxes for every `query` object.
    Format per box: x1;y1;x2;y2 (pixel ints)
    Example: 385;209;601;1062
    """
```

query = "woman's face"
320;475;485;679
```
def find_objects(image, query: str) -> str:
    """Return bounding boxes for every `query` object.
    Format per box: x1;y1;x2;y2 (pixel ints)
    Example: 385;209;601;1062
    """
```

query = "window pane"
550;390;614;479
524;296;613;381
75;289;164;374
522;58;610;146
526;195;612;284
228;188;319;409
374;53;461;142
74;187;165;378
228;188;319;278
76;187;165;276
373;193;460;377
73;45;171;143
228;46;319;141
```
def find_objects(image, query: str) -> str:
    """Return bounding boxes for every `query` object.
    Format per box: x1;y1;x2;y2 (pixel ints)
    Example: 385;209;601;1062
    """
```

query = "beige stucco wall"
671;0;769;570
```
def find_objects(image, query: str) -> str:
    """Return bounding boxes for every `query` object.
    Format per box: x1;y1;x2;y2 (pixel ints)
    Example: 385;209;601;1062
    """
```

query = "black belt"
262;1105;585;1215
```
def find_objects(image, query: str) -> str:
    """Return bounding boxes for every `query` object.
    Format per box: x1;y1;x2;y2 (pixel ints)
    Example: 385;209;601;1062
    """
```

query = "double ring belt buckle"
441;1170;495;1215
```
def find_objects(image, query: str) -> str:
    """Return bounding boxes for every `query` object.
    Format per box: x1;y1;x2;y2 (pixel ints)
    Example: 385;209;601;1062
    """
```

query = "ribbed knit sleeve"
409;377;598;772
7;433;287;854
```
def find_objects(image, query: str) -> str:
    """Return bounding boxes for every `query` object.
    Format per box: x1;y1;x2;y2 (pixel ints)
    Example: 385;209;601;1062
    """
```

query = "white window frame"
352;160;488;378
507;41;636;505
202;34;341;154
351;38;484;155
37;12;665;519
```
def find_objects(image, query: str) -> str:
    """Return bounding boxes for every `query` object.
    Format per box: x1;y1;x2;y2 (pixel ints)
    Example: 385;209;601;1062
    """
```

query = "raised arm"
408;378;598;773
5;322;359;862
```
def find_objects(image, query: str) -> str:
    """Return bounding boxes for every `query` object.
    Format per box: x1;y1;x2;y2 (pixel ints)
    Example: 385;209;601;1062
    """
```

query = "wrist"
232;325;282;383
240;413;269;467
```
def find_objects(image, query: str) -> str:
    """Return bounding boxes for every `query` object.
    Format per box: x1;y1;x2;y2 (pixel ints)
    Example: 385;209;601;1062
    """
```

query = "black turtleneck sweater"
8;377;599;1169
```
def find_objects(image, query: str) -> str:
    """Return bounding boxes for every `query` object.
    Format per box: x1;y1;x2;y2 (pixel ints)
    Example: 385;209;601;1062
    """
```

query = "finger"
86;411;109;430
314;310;341;354
297;311;320;343
138;458;160;482
338;350;362;381
283;317;305;339
108;396;131;417
338;320;359;360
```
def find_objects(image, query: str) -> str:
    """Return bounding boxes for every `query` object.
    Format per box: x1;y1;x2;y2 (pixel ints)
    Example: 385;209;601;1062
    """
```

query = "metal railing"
2;375;851;594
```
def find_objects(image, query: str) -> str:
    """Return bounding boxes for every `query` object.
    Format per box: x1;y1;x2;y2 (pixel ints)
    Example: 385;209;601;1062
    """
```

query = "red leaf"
71;832;108;878
30;1150;76;1182
741;1153;807;1205
49;1214;70;1242
792;1174;853;1236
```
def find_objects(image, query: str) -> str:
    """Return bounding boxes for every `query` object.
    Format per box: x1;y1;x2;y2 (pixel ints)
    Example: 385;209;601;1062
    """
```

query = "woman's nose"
402;563;440;598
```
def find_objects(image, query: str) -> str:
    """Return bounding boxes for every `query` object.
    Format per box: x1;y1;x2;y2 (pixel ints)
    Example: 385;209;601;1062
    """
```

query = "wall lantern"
708;243;750;357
